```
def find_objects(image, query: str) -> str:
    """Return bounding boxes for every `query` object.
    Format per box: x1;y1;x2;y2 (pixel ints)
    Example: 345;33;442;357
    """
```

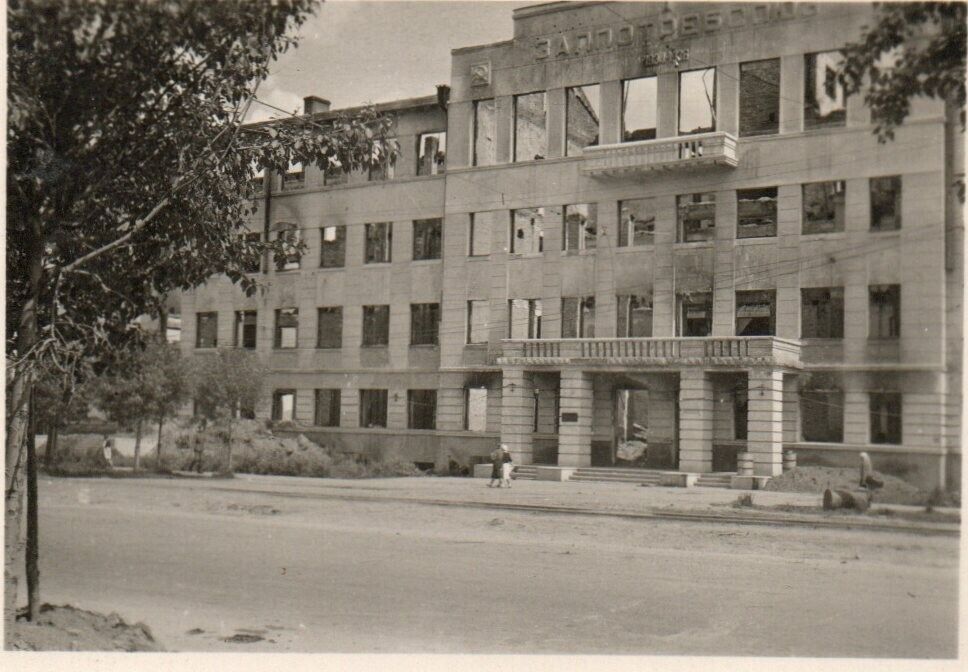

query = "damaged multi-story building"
181;1;963;491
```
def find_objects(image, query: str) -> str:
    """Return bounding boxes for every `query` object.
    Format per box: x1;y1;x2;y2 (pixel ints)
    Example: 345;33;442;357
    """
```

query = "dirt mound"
7;604;163;652
764;466;929;505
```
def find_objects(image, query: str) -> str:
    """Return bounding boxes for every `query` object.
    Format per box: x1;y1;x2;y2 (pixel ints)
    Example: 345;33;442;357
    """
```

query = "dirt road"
26;476;959;656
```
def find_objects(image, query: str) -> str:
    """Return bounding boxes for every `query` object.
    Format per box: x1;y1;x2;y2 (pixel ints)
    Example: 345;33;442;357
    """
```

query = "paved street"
25;475;959;656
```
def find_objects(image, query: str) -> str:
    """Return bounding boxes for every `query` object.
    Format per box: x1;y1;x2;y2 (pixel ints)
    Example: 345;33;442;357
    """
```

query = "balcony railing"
582;132;738;177
499;336;801;369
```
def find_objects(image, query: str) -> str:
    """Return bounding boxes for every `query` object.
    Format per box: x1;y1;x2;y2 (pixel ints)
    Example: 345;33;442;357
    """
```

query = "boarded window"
417;131;446;176
362;305;390;347
320;225;346;268
473;99;496;166
412;218;442;260
678;293;712;337
359;389;388;428
508;299;542;339
737;187;778;238
870;176;901;231
801;389;844;442
410;303;440;346
368;138;395;181
618;198;656;247
622;76;657;141
510;207;547;254
408;389;437;430
242;232;262;273
739;58;780;137
234;310;257;349
869;392;901;444
364;222;392;263
274;308;298;348
679;68;716;135
316;307;342;349
469;211;497;257
467;300;489;344
275;225;301;270
804;51;847;130
565;84;600;156
562;204;597;251
677;193;716;242
464;387;487;432
802;181;846;234
561;297;595;338
869;284;900;339
314;389;341;427
801;287;844;338
514;91;547;162
196;312;218;348
735;290;776;336
617;295;653;337
272;390;296;422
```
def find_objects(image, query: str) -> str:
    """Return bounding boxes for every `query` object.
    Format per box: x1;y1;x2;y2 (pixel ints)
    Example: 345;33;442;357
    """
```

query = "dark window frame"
234;310;257;349
801;287;844;339
677;293;713;337
737;187;778;239
735;290;777;336
359;389;389;428
195;312;218;349
316;307;343;349
617;294;653;338
364;222;392;264
410;303;440;346
274;308;299;349
412;218;442;261
314;389;341;427
361;304;390;347
869;284;901;339
319;225;347;268
869;391;902;445
739;58;780;137
677;193;717;243
271;389;296;422
870;175;902;232
800;388;845;443
407;389;437;430
802;180;846;234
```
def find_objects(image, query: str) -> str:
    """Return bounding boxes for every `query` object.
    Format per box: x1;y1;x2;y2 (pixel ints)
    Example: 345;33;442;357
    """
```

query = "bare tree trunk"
26;388;40;621
156;415;164;469
43;425;59;470
226;419;234;474
133;420;143;472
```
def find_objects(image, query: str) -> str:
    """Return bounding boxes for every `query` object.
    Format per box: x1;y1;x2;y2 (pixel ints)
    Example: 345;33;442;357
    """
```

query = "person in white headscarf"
500;445;513;488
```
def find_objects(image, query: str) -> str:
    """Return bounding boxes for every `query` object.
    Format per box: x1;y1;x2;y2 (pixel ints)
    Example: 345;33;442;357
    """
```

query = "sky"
249;0;532;122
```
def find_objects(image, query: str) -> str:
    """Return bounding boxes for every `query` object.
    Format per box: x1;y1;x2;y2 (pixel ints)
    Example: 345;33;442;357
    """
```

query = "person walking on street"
500;445;513;488
487;445;503;487
102;435;114;470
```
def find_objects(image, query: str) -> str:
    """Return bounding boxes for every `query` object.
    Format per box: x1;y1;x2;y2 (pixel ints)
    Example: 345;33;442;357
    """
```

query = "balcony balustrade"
581;132;738;177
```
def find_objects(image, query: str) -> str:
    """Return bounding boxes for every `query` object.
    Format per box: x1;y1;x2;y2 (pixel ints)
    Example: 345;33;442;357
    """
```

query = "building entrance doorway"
609;388;678;469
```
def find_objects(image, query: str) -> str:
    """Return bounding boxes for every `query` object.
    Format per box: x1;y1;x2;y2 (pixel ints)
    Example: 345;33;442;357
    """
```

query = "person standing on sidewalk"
500;445;513;488
487;446;503;487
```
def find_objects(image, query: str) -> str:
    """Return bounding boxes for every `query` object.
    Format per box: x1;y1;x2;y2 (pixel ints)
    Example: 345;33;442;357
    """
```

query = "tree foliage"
840;2;966;142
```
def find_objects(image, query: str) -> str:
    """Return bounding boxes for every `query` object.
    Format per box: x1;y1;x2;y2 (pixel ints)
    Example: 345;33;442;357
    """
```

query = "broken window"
314;389;341;427
274;308;299;348
272;390;296;422
274;225;301;270
250;167;265;195
466;299;489;344
735;290;776;336
678;293;712;337
677;192;716;242
469;211;497;257
510;207;547;254
359;389;388;428
195;312;218;348
323;163;347;187
412;218;442;260
617;295;653;337
508;299;542;339
417;131;446;176
473;99;496;166
316;307;342;349
801;389;844;442
801;287;844;338
739;58;780;137
513;91;547;162
464;387;488;432
368;138;395;181
870;176;901;231
737;187;778;238
282;163;304;191
622;76;657;141
320;225;346;268
869;284;900;339
562;204;597;251
869;391;901;444
362;305;390;347
565;84;600;156
410;303;440;346
802;180;846;234
678;68;716;135
364;222;392;264
561;297;595;338
804;51;847;130
234;310;257;349
407;389;437;430
242;232;262;273
618;198;656;247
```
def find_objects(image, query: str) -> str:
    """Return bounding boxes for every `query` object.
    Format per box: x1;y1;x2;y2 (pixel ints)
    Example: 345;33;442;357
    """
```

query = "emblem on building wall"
470;62;491;87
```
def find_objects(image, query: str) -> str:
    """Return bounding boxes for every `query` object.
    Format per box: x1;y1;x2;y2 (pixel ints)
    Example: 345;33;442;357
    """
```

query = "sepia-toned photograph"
4;0;965;667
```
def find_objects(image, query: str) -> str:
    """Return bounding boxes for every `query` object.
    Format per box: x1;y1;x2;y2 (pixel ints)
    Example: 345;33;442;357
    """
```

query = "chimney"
303;95;331;115
436;84;450;110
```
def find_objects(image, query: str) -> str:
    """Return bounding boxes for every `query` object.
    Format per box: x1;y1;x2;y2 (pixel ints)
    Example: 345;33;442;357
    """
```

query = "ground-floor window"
800;389;844;442
272;390;296;422
314;389;341;427
360;389;388;428
869;391;902;444
465;387;488;432
408;390;437;430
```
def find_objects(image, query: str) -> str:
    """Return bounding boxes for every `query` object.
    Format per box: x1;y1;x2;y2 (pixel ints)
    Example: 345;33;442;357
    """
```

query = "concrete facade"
181;2;963;490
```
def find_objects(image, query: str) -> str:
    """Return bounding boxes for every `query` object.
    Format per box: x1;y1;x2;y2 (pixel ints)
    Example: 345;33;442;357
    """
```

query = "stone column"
599;80;622;145
557;369;593;467
747;368;785;476
500;367;534;465
678;369;713;472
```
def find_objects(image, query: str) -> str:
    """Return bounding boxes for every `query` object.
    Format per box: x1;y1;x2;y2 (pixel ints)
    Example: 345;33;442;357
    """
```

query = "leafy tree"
147;342;194;468
840;2;966;142
5;0;396;623
32;363;92;469
194;349;267;474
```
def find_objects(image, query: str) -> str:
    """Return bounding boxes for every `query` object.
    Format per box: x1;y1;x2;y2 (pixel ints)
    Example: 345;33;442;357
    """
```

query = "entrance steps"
512;465;537;480
569;467;665;485
694;473;734;488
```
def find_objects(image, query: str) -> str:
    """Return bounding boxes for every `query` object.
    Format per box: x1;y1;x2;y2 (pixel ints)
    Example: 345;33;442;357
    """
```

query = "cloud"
246;73;304;122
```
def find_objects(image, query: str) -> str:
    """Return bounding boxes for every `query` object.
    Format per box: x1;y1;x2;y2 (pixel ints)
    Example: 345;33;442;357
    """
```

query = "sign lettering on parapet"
532;2;817;62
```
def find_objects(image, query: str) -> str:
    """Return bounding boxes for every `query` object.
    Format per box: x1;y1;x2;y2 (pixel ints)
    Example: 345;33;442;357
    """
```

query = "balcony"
581;132;738;177
498;336;801;369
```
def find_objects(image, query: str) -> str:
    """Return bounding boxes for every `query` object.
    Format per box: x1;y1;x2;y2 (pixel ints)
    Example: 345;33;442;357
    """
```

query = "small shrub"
732;493;755;508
